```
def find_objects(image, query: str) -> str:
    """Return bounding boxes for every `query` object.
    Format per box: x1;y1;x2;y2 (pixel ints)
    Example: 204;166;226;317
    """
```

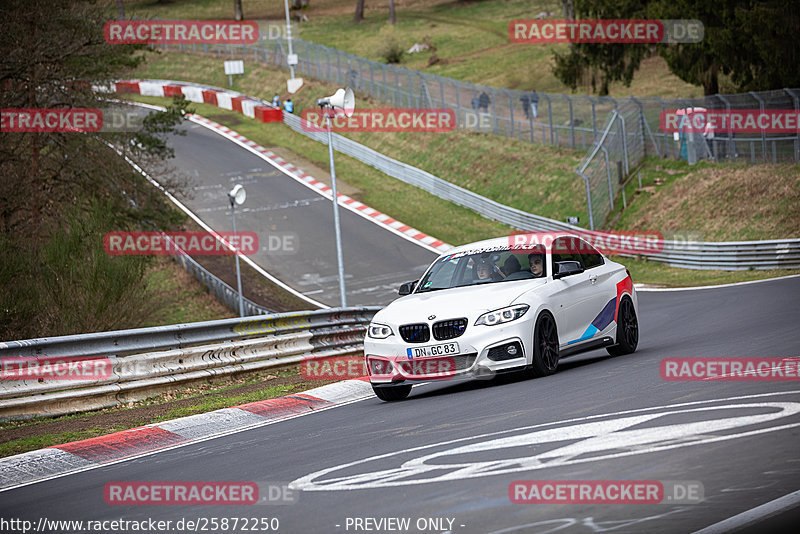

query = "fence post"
453;80;461;127
489;87;498;134
503;89;514;136
575;170;595;230
584;95;597;142
653;96;671;158
601;147;614;211
749;91;767;161
369;62;375;97
381;64;387;101
336;49;342;84
407;70;413;107
619;114;629;175
785;88;799;162
393;67;399;106
563;94;575;148
528;93;535;143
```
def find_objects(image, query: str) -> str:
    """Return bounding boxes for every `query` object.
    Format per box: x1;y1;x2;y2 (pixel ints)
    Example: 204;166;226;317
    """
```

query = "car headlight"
367;323;394;339
475;304;529;326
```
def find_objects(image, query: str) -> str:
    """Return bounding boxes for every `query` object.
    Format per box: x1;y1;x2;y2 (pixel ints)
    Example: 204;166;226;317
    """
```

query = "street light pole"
324;109;347;308
283;0;296;81
228;185;247;317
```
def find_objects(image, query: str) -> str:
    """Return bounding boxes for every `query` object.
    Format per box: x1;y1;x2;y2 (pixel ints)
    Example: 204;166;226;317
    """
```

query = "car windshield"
416;248;546;293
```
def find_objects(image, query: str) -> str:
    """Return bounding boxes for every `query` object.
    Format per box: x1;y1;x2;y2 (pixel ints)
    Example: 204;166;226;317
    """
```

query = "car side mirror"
398;280;418;295
552;261;584;279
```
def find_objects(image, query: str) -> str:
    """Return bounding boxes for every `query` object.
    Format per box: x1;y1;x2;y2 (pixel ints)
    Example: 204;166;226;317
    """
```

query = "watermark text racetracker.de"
103;231;259;256
1;109;102;132
1;356;112;381
0;517;280;533
508;230;666;256
104;20;259;44
661;109;800;133
509;19;703;43
509;480;704;504
300;109;455;133
661;357;800;381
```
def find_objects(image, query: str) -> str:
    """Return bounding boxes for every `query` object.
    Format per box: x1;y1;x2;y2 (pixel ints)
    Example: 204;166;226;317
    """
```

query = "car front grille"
451;354;478;370
432;318;467;340
399;323;430;343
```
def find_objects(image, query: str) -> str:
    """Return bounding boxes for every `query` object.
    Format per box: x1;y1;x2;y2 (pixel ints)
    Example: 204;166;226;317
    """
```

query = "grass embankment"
126;50;800;286
124;0;705;97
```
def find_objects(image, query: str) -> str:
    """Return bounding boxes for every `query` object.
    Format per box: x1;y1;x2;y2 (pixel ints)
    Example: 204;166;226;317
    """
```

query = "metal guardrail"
0;307;379;421
282;112;574;234
282;110;800;270
122;78;800;273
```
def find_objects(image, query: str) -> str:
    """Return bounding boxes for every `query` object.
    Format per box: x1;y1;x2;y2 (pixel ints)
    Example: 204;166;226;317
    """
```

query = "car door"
551;238;618;348
548;237;596;346
574;240;619;342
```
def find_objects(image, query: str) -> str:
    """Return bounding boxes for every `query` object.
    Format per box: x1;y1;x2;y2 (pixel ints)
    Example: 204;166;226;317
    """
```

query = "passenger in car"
502;255;521;276
528;252;545;277
503;254;537;281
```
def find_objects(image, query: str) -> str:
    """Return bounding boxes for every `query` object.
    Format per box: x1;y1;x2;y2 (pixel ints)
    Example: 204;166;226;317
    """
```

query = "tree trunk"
704;63;719;96
234;0;243;21
354;0;365;23
388;0;396;24
560;0;575;19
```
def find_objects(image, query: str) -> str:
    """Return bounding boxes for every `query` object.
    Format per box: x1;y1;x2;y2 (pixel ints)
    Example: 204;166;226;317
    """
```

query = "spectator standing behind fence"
283;98;294;113
529;90;539;118
471;94;480;112
478;91;490;112
272;93;281;107
521;93;531;119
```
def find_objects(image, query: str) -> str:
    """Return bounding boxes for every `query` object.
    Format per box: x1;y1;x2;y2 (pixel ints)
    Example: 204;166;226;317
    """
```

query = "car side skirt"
558;336;615;359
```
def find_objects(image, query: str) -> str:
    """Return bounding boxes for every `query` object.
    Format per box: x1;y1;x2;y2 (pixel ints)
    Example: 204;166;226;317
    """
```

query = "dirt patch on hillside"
633;163;800;241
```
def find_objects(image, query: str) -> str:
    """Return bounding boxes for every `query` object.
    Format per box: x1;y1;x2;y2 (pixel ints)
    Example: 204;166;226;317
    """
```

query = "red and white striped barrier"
112;80;452;254
113;80;282;123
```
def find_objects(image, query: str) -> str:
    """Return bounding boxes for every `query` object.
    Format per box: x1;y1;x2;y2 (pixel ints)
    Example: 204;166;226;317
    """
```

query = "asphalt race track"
164;115;438;307
2;276;799;533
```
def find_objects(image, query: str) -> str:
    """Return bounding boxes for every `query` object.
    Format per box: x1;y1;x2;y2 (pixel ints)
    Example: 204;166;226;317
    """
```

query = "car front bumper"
364;317;535;385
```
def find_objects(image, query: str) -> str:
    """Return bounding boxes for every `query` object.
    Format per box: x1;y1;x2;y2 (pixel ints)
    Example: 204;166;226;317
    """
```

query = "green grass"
122;92;513;247
609;157;800;241
0;431;123;458
0;368;306;458
122;51;798;287
123;0;703;98
141;256;235;326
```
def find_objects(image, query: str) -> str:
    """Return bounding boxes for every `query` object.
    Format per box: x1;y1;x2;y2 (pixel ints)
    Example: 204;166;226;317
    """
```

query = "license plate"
406;342;459;359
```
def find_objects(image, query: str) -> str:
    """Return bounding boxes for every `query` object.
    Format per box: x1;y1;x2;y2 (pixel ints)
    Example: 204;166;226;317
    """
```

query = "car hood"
373;279;546;325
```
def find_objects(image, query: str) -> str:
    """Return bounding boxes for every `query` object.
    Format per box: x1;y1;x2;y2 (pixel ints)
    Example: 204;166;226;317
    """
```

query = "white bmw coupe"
364;233;639;401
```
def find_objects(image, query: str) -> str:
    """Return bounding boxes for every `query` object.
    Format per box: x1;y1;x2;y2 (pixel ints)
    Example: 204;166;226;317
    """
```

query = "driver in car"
528;252;544;277
475;259;502;282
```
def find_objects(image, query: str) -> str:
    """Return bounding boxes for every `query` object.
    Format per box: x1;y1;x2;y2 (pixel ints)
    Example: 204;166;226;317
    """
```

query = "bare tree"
354;0;365;23
234;0;243;21
560;0;575;18
388;0;396;24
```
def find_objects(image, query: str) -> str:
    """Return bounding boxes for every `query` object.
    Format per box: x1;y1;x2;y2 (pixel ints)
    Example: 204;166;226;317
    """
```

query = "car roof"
441;232;579;257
